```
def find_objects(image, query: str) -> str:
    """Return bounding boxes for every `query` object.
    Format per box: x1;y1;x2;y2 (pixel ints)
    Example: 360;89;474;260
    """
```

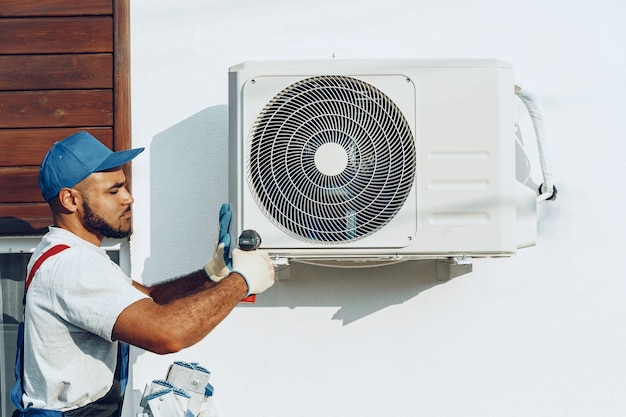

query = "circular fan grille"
247;75;416;244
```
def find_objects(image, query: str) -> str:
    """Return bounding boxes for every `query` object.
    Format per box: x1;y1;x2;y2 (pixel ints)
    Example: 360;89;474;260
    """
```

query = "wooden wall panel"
0;1;112;17
0;128;113;166
0;90;113;128
0;205;49;234
0;0;129;236
0;168;40;204
0;17;113;54
0;54;113;90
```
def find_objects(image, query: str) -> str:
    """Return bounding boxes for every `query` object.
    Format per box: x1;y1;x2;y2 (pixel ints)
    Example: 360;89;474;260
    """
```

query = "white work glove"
203;203;232;282
231;248;275;296
204;241;230;282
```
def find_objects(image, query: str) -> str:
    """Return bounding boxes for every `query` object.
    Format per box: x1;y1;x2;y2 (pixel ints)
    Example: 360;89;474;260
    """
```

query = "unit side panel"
408;66;517;254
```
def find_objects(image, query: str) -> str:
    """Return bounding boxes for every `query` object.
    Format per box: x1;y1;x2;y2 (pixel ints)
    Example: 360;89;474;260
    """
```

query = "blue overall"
10;245;130;417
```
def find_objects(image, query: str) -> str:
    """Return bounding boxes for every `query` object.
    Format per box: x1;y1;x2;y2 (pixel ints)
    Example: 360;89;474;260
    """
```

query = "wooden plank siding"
0;0;130;236
0;90;114;128
0;54;113;90
0;128;114;167
0;1;112;17
0;17;113;54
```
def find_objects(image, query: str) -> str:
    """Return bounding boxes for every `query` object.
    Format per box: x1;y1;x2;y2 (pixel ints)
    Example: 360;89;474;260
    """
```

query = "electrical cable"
515;84;557;202
514;126;532;186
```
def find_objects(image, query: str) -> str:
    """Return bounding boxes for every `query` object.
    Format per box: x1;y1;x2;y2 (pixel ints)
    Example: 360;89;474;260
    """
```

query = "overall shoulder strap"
12;244;70;415
24;245;70;293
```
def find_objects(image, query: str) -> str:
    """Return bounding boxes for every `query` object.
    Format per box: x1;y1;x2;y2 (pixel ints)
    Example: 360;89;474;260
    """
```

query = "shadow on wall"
143;105;229;283
253;260;453;324
142;105;454;325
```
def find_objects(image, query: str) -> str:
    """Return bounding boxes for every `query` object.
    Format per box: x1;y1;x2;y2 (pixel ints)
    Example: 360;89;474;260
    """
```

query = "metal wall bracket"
436;257;473;281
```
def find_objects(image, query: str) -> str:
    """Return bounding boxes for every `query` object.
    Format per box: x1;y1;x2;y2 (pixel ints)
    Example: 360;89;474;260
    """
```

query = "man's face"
76;169;134;239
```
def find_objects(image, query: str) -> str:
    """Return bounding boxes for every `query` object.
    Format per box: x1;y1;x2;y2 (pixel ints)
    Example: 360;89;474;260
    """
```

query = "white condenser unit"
228;59;539;266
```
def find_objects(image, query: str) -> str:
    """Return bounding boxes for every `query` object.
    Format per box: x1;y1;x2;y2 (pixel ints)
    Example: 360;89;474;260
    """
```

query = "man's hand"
203;203;232;282
231;248;275;296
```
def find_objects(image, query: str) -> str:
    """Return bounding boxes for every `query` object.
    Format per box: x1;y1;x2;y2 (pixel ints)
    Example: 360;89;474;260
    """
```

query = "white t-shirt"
21;227;149;411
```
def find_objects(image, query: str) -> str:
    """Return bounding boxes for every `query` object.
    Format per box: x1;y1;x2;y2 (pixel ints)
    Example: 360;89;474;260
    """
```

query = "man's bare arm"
132;270;216;304
114;273;248;354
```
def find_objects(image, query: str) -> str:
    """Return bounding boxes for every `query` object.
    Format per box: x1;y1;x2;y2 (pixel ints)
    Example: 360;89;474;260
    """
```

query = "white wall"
127;1;626;416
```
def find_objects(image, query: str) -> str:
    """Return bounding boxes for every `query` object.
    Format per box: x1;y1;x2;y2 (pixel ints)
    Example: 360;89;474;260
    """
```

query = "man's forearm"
114;272;249;354
149;270;215;304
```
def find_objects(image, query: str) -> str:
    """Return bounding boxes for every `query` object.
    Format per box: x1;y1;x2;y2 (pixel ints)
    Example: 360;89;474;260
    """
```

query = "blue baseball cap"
39;131;145;201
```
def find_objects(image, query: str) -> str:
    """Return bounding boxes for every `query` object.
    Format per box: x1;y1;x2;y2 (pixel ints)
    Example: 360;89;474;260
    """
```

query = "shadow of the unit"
246;258;473;325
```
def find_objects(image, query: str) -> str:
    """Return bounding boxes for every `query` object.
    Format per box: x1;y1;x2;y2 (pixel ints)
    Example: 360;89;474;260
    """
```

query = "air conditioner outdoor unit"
228;59;540;266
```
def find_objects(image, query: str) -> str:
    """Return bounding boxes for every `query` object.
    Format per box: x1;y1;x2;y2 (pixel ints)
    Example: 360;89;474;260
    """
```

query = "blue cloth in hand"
218;203;232;269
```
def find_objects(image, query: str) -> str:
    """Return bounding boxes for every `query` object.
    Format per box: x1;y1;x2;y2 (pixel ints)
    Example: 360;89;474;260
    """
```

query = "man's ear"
57;188;81;213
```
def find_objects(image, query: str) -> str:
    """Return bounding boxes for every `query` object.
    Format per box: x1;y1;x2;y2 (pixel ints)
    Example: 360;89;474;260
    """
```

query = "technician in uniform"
11;131;274;416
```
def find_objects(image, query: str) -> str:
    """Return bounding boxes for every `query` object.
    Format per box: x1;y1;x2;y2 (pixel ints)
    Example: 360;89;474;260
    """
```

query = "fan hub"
314;142;348;176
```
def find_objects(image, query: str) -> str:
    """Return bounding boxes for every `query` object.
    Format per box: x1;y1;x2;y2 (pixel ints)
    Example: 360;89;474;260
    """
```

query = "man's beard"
83;201;132;239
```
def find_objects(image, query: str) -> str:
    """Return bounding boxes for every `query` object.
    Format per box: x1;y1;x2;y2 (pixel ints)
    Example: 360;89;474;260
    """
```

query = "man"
11;131;275;416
